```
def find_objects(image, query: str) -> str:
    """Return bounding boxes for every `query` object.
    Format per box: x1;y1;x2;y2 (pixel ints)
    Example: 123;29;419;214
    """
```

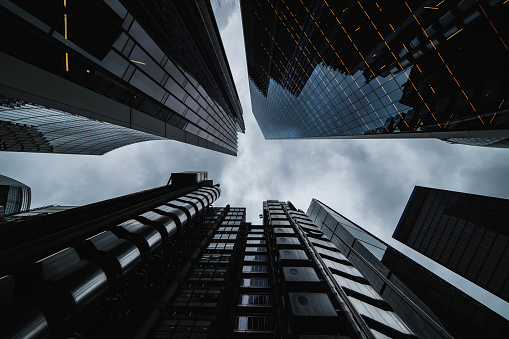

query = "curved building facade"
0;0;243;155
0;174;30;216
242;0;509;148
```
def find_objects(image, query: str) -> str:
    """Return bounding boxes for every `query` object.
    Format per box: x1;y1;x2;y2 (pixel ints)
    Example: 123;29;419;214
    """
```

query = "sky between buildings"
0;0;508;320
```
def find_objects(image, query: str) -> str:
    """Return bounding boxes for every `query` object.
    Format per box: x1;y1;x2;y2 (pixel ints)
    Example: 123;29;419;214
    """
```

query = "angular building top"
394;185;509;303
307;198;509;339
242;0;509;148
0;0;243;155
0;174;31;217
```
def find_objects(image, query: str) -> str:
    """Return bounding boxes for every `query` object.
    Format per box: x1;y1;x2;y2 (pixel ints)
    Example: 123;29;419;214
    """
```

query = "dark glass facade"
394;186;509;303
242;0;509;148
0;174;31;216
307;198;509;339
0;0;243;155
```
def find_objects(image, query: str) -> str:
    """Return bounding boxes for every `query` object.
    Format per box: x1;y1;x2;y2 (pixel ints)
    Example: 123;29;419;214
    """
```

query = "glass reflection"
243;0;509;145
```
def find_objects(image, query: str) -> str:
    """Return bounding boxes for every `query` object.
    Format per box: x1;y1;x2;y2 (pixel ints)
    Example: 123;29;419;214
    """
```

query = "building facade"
0;0;243;155
0;174;31;217
2;176;507;337
0;172;422;338
241;0;509;148
394;186;509;303
307;198;509;338
0;172;224;338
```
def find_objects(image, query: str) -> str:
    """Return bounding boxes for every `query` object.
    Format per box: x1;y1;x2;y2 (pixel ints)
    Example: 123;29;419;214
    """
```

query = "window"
245;246;267;253
243;265;268;273
235;316;274;331
244;255;267;262
207;243;235;251
213;234;237;240
246;239;266;245
241;278;269;287
173;289;220;308
239;294;271;306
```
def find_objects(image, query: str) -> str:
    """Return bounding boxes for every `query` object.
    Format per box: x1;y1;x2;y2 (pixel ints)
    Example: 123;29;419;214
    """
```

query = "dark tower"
0;0;243;155
241;0;509;148
394;186;509;303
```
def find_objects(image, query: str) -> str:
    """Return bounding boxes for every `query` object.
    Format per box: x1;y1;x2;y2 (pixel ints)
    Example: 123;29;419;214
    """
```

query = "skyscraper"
2;176;507;337
0;173;420;338
0;174;31;217
241;0;509;148
307;198;508;338
0;0;243;155
0;171;223;338
394;186;509;303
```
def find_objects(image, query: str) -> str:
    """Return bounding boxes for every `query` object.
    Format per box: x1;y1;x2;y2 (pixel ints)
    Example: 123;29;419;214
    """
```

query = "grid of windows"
307;198;508;338
2;0;244;155
238;294;271;306
244;0;509;147
244;255;267;262
240;278;269;288
234;316;274;332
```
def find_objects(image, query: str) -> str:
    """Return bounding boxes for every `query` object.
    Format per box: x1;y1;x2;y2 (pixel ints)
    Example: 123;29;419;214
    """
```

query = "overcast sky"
1;1;508;320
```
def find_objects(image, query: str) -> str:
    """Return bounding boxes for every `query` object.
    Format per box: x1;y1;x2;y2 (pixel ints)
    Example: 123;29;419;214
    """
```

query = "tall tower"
0;0;243;155
0;171;223;338
307;198;508;338
241;0;509;148
394;186;509;303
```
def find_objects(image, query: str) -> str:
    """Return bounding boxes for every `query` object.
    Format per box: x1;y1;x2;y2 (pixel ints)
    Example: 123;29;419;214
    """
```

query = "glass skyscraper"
0;174;31;216
307;198;508;338
241;0;509;148
0;0;243;155
394;186;509;304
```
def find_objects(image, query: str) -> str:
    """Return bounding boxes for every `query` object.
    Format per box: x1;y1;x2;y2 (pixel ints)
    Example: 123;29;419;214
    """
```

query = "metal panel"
23;248;108;327
114;219;162;257
137;210;178;238
167;200;197;221
288;293;337;317
77;231;141;286
279;249;308;262
283;267;320;282
154;204;187;233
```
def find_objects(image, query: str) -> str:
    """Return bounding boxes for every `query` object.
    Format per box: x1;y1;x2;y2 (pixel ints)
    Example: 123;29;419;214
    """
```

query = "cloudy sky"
1;1;508;320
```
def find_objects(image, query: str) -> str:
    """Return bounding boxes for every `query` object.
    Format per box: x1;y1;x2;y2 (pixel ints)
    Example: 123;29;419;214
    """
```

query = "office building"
0;0;243;155
2;175;507;337
307;198;509;338
0;171;224;338
0;174;31;217
0;172;420;338
394;186;509;303
241;0;509;148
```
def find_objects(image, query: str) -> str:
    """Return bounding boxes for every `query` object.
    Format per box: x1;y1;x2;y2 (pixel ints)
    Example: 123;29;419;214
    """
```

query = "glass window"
241;278;269;287
243;265;268;273
239;294;271;306
246;239;266;245
245;246;267;252
244;255;267;262
235;316;274;331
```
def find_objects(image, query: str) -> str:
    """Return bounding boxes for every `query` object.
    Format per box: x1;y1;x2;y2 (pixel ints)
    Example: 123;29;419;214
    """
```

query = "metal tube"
131;205;230;339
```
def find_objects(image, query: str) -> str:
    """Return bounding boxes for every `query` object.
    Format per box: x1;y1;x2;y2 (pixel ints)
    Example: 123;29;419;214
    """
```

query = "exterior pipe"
131;205;230;339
